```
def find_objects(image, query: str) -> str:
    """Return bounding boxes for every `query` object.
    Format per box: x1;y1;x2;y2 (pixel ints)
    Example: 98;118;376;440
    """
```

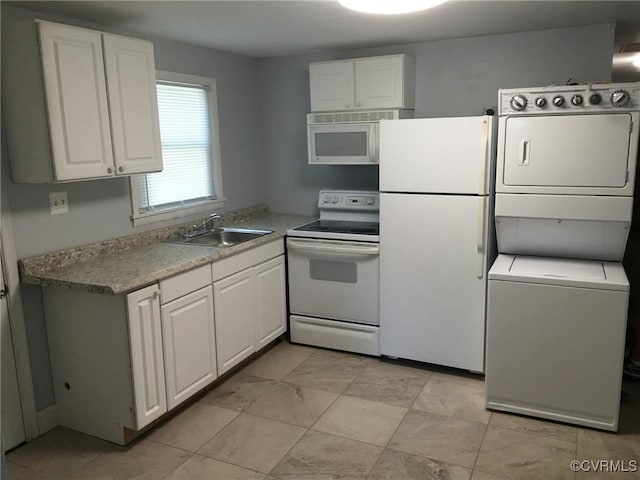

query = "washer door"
498;113;636;195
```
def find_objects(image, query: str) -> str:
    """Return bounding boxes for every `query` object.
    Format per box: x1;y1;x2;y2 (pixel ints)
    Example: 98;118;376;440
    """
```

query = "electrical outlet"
49;191;69;215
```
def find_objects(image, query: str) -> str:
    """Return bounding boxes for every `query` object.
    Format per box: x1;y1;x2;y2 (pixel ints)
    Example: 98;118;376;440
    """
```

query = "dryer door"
498;113;636;195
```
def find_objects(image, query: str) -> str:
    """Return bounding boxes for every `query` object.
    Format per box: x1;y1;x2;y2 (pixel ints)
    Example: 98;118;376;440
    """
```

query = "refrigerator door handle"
476;197;487;279
478;117;490;195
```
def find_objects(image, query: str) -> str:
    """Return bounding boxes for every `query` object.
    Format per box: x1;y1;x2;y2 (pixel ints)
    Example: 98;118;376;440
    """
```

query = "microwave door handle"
287;239;379;256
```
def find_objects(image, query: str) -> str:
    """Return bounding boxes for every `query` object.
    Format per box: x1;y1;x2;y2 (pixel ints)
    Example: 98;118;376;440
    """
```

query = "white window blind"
132;81;216;214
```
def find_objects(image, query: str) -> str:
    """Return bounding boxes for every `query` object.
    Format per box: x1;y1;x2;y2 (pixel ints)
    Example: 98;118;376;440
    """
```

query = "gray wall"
1;4;265;410
259;23;615;215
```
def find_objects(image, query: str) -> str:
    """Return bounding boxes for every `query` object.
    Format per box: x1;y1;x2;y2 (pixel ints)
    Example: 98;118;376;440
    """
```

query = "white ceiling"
10;0;640;58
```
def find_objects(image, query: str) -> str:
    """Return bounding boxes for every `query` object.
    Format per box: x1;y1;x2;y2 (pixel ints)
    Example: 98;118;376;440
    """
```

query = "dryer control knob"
331;195;339;204
611;90;630;107
552;95;565;107
510;95;527;111
322;195;330;204
535;97;547;108
571;94;584;106
589;93;602;105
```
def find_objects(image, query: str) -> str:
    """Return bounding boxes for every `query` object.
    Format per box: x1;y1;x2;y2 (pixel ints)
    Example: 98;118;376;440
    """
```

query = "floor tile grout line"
470;412;491;473
485;423;579;449
192;414;306;476
265;425;311;476
159;450;195;480
367;393;414;477
164;451;266;479
369;396;477;478
407;405;492;427
305;386;344;432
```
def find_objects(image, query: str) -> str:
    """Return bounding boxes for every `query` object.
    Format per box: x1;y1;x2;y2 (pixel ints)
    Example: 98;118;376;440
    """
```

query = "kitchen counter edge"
19;212;314;296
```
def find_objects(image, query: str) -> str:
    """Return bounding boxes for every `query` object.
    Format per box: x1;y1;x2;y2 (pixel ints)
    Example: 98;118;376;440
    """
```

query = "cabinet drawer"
212;239;284;282
160;264;212;304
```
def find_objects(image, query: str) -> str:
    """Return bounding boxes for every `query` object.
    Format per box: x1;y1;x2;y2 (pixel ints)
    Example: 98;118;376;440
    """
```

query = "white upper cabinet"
103;35;162;176
309;54;415;112
39;22;115;181
2;20;162;183
309;60;355;111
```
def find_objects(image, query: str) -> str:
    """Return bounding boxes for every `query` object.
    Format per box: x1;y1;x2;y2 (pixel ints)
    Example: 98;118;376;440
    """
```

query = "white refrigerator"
379;116;496;372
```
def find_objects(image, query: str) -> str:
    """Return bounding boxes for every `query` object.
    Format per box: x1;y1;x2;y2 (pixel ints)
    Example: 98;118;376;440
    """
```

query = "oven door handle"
287;239;379;256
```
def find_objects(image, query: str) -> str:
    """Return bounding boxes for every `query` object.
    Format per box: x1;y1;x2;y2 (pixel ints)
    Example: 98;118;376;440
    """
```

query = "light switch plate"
49;191;69;215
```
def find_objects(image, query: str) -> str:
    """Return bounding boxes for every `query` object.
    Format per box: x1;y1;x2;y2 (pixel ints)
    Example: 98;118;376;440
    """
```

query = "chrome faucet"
180;213;224;239
203;213;224;232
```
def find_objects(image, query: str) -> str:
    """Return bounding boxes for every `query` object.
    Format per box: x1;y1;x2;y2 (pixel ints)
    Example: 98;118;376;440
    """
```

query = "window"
130;71;224;226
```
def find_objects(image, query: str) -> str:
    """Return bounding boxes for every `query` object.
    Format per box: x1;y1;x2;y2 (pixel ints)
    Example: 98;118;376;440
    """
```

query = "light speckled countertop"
19;211;314;295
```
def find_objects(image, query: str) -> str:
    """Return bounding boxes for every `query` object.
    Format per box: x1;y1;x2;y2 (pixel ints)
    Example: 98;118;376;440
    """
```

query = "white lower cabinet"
126;285;167;429
42;239;285;445
214;268;257;374
43;285;164;445
255;256;287;348
213;242;287;375
161;286;216;410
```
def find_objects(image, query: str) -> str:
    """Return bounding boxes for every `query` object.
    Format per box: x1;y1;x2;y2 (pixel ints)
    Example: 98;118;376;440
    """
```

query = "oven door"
286;237;379;325
307;123;377;165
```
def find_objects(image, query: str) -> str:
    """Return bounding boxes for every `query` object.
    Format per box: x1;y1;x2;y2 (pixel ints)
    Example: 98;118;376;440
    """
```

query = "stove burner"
293;220;379;236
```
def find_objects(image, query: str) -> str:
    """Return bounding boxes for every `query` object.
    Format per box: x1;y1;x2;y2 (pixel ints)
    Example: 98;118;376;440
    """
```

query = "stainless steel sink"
165;227;273;248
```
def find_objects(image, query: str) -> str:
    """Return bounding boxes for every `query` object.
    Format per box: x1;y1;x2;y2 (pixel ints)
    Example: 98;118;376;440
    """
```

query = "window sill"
131;199;226;227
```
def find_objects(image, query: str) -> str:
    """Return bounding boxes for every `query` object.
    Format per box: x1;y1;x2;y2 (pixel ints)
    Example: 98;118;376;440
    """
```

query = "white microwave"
307;109;413;165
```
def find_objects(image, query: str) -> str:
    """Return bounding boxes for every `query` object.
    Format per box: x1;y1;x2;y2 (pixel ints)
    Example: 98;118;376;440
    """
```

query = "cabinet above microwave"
309;54;416;112
307;109;414;165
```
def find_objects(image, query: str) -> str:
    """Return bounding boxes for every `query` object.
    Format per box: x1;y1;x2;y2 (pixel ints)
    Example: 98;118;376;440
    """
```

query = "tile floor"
7;340;640;479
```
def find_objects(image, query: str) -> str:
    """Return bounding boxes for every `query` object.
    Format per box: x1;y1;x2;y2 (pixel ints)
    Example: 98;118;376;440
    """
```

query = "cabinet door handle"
107;167;114;174
118;166;125;173
152;290;159;300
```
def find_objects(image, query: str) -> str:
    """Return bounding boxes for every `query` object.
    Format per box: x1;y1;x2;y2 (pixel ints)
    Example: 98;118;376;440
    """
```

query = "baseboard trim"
36;404;58;435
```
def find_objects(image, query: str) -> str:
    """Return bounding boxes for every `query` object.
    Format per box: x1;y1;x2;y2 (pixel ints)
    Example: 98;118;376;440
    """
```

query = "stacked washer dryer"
485;82;640;431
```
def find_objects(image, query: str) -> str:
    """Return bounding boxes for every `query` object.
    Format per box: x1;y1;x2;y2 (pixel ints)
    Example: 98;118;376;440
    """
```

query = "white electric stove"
286;189;380;356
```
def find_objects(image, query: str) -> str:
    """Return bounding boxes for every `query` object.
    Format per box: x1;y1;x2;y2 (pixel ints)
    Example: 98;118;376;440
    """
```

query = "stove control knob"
611;90;630;107
510;95;527;111
534;96;547;108
552;95;565;107
331;195;339;204
322;194;330;204
571;94;584;106
589;93;602;105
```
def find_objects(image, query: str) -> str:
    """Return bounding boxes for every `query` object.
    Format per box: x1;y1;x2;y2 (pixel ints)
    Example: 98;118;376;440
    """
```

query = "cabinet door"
309;60;355;111
126;285;167;429
103;35;163;175
213;269;256;375
355;56;405;109
38;22;114;181
255;256;287;348
161;286;217;410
